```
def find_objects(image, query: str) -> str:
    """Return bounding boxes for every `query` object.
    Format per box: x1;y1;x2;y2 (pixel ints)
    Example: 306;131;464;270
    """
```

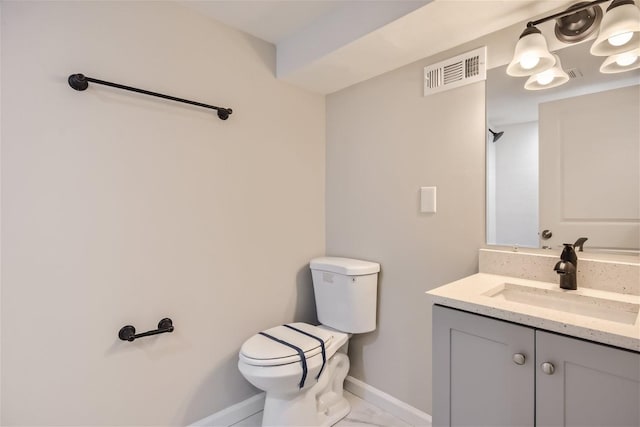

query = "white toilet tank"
310;257;380;334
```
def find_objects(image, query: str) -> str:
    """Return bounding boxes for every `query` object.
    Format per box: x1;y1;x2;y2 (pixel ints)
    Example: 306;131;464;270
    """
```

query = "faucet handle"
573;237;588;252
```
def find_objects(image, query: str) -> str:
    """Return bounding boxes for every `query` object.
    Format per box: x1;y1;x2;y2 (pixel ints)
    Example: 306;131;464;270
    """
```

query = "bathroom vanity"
427;248;640;427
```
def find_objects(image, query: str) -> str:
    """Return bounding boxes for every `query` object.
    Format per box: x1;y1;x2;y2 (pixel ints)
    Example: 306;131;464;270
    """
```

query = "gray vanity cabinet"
433;305;640;427
433;305;535;427
536;330;640;427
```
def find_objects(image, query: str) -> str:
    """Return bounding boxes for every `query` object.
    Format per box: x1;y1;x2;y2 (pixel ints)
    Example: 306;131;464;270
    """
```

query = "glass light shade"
507;27;556;76
524;54;570;90
600;48;640;72
591;0;640;56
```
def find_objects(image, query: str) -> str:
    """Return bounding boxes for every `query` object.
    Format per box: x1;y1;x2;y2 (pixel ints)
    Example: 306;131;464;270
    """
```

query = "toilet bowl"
237;257;380;427
238;323;351;427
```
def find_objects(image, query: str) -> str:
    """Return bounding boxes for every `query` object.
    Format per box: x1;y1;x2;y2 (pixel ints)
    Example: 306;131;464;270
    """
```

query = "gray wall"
1;2;325;425
326;53;486;412
492;121;539;248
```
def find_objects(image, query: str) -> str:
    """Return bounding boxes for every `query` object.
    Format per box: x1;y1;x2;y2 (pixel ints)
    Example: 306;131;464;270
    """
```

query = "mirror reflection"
487;41;640;252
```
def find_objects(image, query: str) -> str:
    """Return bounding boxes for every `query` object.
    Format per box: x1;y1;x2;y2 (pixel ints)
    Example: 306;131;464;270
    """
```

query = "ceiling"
184;0;577;94
184;1;348;44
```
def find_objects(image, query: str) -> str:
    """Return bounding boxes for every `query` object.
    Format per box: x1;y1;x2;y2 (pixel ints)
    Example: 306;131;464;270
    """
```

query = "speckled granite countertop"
479;247;640;295
427;273;640;352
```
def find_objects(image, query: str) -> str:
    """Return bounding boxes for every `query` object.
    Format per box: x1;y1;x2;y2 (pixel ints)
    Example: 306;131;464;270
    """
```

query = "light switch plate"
421;187;437;213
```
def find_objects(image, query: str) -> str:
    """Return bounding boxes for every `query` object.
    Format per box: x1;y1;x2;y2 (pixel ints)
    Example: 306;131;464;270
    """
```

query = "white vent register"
424;46;486;96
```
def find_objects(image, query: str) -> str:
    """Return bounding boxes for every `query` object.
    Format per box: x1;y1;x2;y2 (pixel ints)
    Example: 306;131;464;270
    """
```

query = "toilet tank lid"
310;257;380;275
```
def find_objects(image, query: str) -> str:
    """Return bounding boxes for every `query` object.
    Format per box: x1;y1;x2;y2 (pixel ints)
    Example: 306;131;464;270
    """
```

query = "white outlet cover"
421;187;437;213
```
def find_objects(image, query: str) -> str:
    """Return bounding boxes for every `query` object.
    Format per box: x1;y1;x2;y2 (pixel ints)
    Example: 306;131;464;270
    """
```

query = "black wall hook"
119;318;174;342
68;73;232;120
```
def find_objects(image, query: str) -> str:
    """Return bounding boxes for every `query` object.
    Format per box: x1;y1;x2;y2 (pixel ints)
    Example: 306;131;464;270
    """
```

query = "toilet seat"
240;323;333;367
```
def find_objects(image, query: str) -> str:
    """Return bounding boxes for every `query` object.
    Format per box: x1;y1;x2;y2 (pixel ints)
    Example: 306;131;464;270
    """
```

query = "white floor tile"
230;410;262;426
229;391;413;427
335;391;413;427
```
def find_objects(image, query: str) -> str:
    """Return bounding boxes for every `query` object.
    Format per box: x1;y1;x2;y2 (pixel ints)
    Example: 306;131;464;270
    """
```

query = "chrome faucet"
553;238;587;290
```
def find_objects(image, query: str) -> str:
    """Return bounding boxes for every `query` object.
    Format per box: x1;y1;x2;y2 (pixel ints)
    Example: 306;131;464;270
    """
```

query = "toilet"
237;257;380;427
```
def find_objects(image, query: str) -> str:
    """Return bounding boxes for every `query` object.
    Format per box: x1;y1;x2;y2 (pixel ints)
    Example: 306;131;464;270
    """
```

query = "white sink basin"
483;283;640;325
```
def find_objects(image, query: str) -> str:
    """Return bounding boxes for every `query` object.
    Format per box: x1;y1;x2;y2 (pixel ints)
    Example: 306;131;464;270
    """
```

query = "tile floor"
230;391;414;427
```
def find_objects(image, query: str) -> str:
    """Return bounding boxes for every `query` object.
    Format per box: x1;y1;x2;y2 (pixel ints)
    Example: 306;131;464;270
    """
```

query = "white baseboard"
190;392;265;427
344;376;432;427
191;377;432;427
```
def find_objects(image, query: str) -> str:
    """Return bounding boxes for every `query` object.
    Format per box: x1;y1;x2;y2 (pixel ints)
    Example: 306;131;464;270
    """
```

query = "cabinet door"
433;305;535;427
536;331;640;427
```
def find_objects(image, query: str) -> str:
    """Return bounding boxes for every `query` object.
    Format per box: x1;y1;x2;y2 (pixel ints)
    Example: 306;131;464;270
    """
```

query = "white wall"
326;52;486;413
490;121;539;248
0;1;325;425
486;131;497;244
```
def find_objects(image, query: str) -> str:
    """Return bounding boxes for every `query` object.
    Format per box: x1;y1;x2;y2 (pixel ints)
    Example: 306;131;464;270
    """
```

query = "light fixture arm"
526;0;609;28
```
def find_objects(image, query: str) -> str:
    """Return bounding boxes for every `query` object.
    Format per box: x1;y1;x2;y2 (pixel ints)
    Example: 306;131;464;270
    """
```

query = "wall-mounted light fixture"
600;46;640;71
591;0;640;55
507;0;640;90
506;27;557;76
524;54;571;90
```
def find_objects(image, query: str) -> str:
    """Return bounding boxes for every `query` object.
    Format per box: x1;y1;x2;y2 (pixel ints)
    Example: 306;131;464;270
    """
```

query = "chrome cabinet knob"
540;229;553;240
513;353;526;365
541;362;555;375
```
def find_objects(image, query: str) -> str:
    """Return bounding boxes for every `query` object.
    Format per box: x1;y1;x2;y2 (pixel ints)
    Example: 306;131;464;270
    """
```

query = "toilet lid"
240;323;333;367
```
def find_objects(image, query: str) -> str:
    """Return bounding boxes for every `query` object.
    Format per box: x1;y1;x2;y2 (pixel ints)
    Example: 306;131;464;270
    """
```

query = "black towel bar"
68;73;233;120
118;318;174;342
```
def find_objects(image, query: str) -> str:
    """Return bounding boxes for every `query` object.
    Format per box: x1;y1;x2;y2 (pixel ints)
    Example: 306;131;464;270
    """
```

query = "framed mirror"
486;40;640;252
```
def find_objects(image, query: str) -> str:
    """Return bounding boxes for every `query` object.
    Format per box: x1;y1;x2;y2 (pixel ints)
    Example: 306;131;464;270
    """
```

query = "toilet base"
262;352;351;427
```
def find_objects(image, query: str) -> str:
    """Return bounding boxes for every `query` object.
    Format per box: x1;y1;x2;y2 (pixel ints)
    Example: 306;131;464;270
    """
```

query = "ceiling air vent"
566;68;583;79
424;46;487;96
